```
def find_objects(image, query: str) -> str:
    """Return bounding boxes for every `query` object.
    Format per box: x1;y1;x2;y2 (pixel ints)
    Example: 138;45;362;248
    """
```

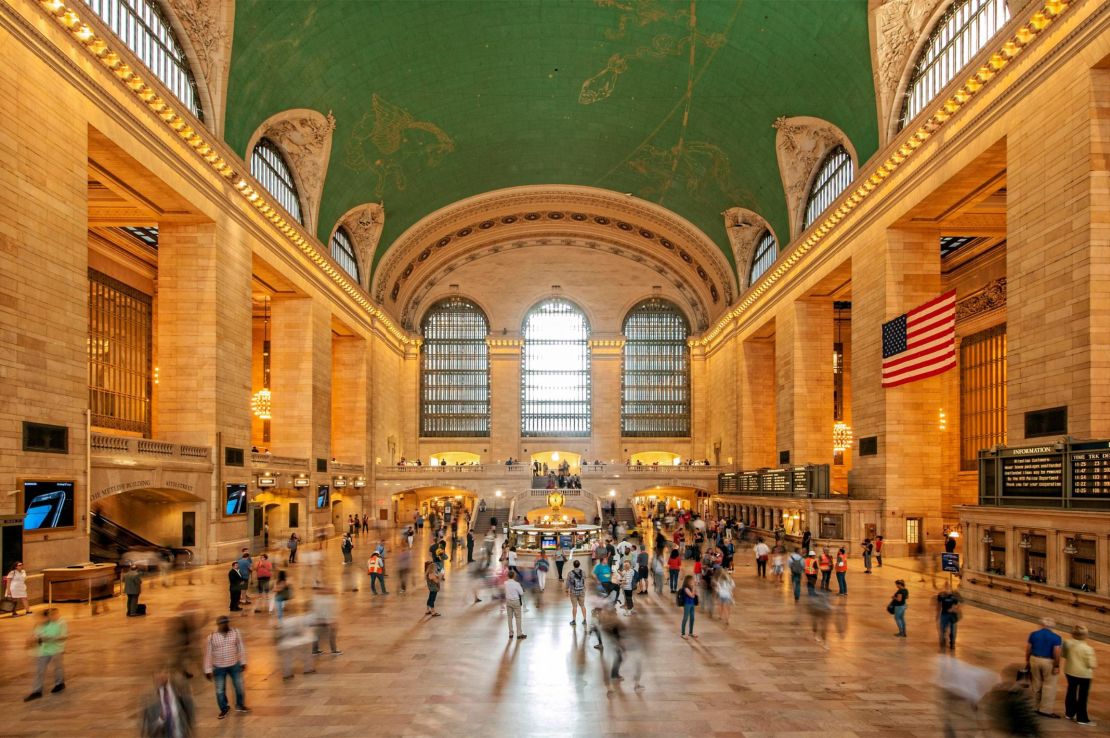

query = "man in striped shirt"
203;615;249;719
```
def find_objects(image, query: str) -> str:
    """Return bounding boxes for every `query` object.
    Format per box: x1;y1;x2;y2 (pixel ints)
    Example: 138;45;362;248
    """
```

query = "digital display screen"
225;483;248;516
316;485;330;509
559;535;573;550
541;535;557;550
23;480;75;530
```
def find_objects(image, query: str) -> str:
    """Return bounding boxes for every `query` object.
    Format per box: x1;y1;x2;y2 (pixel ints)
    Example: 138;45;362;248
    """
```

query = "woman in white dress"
5;561;30;616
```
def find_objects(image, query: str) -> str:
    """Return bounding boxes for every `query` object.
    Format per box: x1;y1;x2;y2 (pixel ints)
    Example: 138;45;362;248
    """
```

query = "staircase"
530;475;547;489
471;509;509;534
613;507;637;526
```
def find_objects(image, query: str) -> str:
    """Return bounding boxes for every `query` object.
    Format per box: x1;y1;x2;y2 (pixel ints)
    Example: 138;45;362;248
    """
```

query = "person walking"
593;557;619;604
834;547;848;596
341;533;354;565
123;563;143;617
424;561;441;617
635;545;650;595
202;615;249;719
651;549;665;595
555;546;568;581
936;584;960;649
875;535;884;567
679;575;697;639
772;543;785;583
504;570;527;640
619;560;635;613
715;568;735;625
667;548;682;593
466;529;475;564
275;603;315;680
253;554;273;614
1063;624;1097;726
535;551;550;592
753;538;770;578
566;559;587;626
286;533;299;565
23;608;66;701
1025;617;1063;718
367;551;387;594
803;550;819;596
310;587;341;657
861;538;874;574
272;570;291;621
818;546;833;591
889;579;909;637
5;561;31;616
139;670;195;738
788;548;805;602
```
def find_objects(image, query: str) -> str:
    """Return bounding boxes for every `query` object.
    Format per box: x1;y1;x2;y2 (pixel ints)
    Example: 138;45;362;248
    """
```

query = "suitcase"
136;603;148;616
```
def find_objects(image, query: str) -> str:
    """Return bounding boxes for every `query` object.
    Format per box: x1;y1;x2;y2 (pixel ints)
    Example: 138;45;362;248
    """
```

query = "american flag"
881;290;957;388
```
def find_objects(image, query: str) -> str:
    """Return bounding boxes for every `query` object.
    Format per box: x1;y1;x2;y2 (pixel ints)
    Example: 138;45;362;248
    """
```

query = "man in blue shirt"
592;560;620;604
1025;617;1063;717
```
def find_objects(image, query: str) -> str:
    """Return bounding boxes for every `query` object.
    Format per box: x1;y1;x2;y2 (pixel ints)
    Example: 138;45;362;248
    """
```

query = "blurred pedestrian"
310;587;341;657
1063;624;1097;726
667;548;682;593
202;615;249;719
367;550;387;595
139;670;195;738
861;538;873;573
554;546;566;580
788;548;804;601
716;568;735;625
341;532;354;565
124;563;144;617
168;601;204;680
5;561;30;616
679;574;697;639
566;559;587;625
803;550;818;596
253;554;273;613
424;561;441;617
936;584;961;649
889;579;909;637
618;560;635;613
652;548;665;595
286;532;299;564
818;546;833;591
535;551;550;592
272;570;291;620
1025;617;1063;718
275;603;315;680
23;608;66;701
396;545;411;595
875;535;884;566
505;569;526;639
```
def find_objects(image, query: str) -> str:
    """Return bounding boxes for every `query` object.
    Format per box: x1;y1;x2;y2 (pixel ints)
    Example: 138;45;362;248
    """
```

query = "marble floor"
1;529;1106;737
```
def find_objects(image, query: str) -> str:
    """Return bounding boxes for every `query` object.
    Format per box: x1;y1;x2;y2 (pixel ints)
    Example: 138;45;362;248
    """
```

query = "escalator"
90;512;192;571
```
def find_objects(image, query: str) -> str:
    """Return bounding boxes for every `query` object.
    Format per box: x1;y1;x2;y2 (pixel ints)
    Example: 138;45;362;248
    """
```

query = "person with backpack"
678;575;698;639
535;551;550;592
861;538;874;574
889;579;909;637
566;560;587;626
788;548;805;602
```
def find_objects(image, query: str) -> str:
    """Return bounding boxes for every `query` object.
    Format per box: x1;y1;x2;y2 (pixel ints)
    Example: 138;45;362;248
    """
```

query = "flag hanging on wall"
881;290;957;388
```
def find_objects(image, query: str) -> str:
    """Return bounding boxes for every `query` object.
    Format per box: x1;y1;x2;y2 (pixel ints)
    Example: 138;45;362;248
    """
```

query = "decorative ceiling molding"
333;202;384;292
956;277;1007;322
375;185;736;320
773;116;858;240
869;0;947;146
163;0;234;137
246;108;336;234
722;207;777;291
399;236;713;332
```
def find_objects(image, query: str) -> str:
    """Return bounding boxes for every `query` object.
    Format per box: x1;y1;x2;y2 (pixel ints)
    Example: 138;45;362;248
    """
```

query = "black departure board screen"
1071;444;1110;496
999;449;1063;497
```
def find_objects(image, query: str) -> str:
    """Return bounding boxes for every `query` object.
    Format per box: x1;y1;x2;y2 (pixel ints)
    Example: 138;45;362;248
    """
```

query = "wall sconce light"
1063;538;1079;556
1018;535;1032;549
938;408;947;431
981;532;993;545
608;489;616;497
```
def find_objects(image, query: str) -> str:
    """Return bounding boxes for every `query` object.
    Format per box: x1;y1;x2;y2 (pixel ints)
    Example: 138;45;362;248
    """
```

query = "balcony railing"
617;464;722;473
251;452;310;471
329;462;366;475
90;432;211;463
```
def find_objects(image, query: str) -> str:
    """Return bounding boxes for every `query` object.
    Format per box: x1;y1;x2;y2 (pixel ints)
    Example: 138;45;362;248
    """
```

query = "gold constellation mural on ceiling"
344;93;455;197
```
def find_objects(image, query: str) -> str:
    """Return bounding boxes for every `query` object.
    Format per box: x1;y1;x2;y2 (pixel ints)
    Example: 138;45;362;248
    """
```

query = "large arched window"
420;298;490;437
899;0;1010;129
621;299;690;437
85;0;203;120
802;146;854;231
521;298;590;437
330;226;359;282
748;230;777;286
250;138;303;224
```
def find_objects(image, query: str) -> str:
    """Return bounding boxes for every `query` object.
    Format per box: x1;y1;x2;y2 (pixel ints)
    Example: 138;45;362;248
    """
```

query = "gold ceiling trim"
697;0;1073;347
37;0;415;345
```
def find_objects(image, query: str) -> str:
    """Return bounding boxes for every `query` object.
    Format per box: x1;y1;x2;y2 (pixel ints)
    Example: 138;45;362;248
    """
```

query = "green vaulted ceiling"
225;0;878;275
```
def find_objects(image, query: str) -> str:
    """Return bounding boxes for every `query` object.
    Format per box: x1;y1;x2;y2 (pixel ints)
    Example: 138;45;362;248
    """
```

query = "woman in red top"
667;549;683;593
254;554;273;613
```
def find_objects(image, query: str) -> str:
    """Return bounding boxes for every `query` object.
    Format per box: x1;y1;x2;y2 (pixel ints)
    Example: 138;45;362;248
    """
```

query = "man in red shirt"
817;547;833;591
875;536;884;567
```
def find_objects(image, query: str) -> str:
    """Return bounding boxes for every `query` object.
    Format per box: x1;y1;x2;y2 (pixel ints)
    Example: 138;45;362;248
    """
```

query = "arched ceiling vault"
224;0;878;276
376;185;734;330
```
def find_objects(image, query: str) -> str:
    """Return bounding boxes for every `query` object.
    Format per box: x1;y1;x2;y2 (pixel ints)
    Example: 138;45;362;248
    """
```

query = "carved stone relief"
773;116;855;239
956;278;1007;322
336;203;384;291
722;207;776;291
248;109;336;233
164;0;235;136
869;0;946;143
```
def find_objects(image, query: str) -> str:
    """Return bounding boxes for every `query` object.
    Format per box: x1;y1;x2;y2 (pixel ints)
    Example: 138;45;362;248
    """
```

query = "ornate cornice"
773;116;857;239
870;0;947;144
956;278;1007;322
246;108;336;234
374;185;736;318
163;0;234;137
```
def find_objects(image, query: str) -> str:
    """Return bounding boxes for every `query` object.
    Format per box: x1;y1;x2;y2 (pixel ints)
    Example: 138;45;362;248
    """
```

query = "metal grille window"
420;298;490;437
88;269;152;435
899;0;1010;129
331;226;359;282
250;138;303;225
621;299;689;437
521;298;591;436
802;146;854;231
748;230;777;286
959;324;1006;470
84;0;203;120
1066;536;1097;592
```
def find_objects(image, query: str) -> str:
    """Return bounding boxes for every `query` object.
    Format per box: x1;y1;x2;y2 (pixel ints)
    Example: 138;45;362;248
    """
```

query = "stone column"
776;300;834;467
739;337;776;469
331;336;368;465
488;338;522;462
269;297;331;462
590;337;624;463
689;342;708;459
850;228;946;555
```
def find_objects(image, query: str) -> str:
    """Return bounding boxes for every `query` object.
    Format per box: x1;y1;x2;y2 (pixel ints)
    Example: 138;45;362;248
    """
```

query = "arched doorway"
631;486;705;519
429;451;482;467
391;486;477;527
628;451;682;467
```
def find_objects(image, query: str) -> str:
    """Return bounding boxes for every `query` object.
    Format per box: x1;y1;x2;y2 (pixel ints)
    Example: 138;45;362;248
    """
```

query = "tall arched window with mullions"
420;298;490;437
748;230;777;286
84;0;204;121
802;145;854;231
521;298;591;436
330;226;359;282
250;138;303;225
621;299;690;437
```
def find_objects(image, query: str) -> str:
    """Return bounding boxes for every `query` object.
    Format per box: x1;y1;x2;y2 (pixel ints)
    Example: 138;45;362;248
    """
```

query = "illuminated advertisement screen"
22;480;75;530
225;483;248;516
316;485;330;509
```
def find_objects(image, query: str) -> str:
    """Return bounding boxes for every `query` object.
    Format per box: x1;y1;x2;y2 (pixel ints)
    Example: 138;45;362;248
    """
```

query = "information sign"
941;553;960;574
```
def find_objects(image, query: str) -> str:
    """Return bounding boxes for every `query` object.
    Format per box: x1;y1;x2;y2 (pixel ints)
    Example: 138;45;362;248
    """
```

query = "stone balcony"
89;432;213;503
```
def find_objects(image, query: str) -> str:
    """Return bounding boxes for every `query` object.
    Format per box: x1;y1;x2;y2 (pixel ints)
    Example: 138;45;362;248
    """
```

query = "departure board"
1071;446;1110;496
717;465;830;498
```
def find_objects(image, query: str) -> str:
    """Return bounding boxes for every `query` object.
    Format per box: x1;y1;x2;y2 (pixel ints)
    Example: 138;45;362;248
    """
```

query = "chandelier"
251;387;272;420
252;297;273;420
833;421;853;452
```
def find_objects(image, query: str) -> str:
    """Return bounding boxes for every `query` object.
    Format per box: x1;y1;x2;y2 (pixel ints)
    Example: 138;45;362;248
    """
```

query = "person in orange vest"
834;547;848;596
817;547;833;591
367;551;387;595
803;550;819;596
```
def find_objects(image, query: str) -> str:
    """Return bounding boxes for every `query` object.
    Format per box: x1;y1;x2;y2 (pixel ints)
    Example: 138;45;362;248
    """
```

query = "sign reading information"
980;439;1110;509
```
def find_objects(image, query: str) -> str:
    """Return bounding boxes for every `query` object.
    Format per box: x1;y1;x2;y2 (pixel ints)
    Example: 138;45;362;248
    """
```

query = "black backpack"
676;590;684;607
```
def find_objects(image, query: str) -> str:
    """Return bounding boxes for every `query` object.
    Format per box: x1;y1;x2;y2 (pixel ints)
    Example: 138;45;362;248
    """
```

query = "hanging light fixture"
252;297;273;420
981;531;993;545
1063;538;1079;556
1018;534;1032;549
833;421;853;452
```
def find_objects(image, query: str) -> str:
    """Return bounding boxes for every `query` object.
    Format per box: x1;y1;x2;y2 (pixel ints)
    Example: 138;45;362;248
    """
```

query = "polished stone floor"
1;528;1106;737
